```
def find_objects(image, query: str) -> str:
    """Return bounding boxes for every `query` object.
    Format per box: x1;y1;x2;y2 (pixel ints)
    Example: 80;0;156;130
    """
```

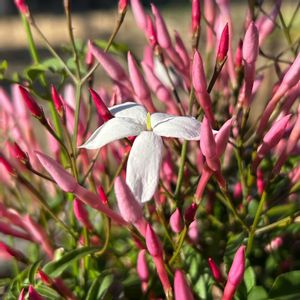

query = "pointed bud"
184;203;198;224
256;168;264;195
9;142;29;165
0;154;16;176
146;15;158;48
222;245;245;300
192;0;201;34
38;270;53;286
188;220;199;243
233;182;242;200
28;285;44;300
195;168;213;202
174;270;194;300
217;23;229;63
18;86;44;119
73;198;93;230
170;208;183;233
18;288;25;300
14;0;29;15
145;223;162;257
208;258;224;283
97;185;108;205
215;118;232;157
131;0;147;30
235;39;243;69
85;44;94;68
114;176;143;224
0;221;32;241
265;236;283;253
51;85;65;120
89;88;113;122
0;241;28;264
137;249;149;282
118;0;129;14
192;50;207;94
242;22;259;65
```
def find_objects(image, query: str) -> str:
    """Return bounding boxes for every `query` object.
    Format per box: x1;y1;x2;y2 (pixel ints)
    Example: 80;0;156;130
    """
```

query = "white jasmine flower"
81;102;201;203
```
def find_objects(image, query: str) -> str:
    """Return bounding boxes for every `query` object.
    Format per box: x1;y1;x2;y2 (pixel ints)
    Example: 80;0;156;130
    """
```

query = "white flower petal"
80;117;144;149
126;131;163;203
109;102;147;124
152;113;201;140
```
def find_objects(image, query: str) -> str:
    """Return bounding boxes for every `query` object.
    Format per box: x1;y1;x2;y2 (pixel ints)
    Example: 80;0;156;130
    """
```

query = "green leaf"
28;260;42;285
43;246;99;277
24;65;47;81
244;267;256;293
98;274;114;299
248;286;268;300
94;39;129;55
269;271;300;298
0;60;8;78
35;285;60;299
86;275;102;300
224;232;246;257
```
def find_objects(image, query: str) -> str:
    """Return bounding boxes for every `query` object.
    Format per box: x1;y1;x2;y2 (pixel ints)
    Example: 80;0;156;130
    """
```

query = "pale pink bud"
89;41;129;83
118;0;129;14
174;270;194;300
200;117;219;171
0;154;16;176
146;15;158;48
195;92;215;125
9;142;29;165
14;0;29;15
192;0;201;34
89;88;113;122
195;168;213;202
170;208;183;233
204;0;215;53
222;245;245;300
131;0;148;30
51;85;65;119
97;185;108;205
192;50;207;94
188;220;199;243
217;23;229;63
174;31;190;68
145;223;162;257
18;86;44;119
208;258;223;282
29;285;44;300
18;288;25;300
0;241;28;264
137;249;149;282
215;118;232;157
73;198;93;230
85;45;94;68
242;22;259;64
114;176;144;225
0;221;32;241
265;236;283;253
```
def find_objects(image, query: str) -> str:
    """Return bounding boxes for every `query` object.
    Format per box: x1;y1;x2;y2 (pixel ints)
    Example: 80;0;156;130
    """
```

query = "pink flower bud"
18;288;25;300
192;51;207;94
97;185;108;205
85;45;94;68
215;118;232;157
265;236;283;253
29;285;44;300
235;39;243;69
188;220;200;243
38;270;53;286
222;245;245;300
118;0;129;14
137;249;149;282
174;269;194;300
0;241;28;264
131;0;147;30
174;32;190;68
0;221;32;241
242;22;259;64
195;168;213;202
51;85;65;119
0;154;16;176
170;208;183;233
145;223;162;257
208;258;223;283
14;0;29;15
18;86;44;119
89;88;113;122
146;15;158;48
233;182;242;200
192;0;201;34
73;198;93;230
217;23;229;63
184;202;198;225
9;142;29;165
256;168;264;195
195;92;215;125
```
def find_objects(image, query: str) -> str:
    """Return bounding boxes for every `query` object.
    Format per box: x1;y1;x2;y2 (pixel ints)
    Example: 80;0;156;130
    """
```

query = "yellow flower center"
146;112;152;131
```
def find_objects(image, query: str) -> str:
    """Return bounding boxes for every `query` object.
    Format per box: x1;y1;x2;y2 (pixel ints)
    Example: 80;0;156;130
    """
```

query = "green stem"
72;83;82;153
168;226;187;265
247;191;267;254
174;141;188;199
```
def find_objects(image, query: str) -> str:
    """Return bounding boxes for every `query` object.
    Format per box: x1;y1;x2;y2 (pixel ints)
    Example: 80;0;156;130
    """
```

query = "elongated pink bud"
188;220;200;243
215;118;232;157
89;41;129;83
18;288;25;300
14;0;29;15
131;0;147;30
146;15;158;48
85;44;94;68
256;168;265;194
51;85;65;119
195;168;213;202
9;142;29;165
195;92;215;125
18;86;44;119
0;221;32;241
137;249;149;282
217;23;229;63
89;88;113;122
146;223;162;257
265;236;283;253
200;118;219;171
174;31;190;68
192;0;201;34
0;241;28;264
235;39;243;69
174;269;194;300
222;245;245;300
233;182;242;200
184;202;198;225
29;285;44;300
118;0;129;14
208;258;224;283
192;51;207;94
127;52;155;112
38;270;53;285
170;208;183;233
114;176;145;234
35;151;127;225
0;154;16;176
97;185;108;205
73;198;93;230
